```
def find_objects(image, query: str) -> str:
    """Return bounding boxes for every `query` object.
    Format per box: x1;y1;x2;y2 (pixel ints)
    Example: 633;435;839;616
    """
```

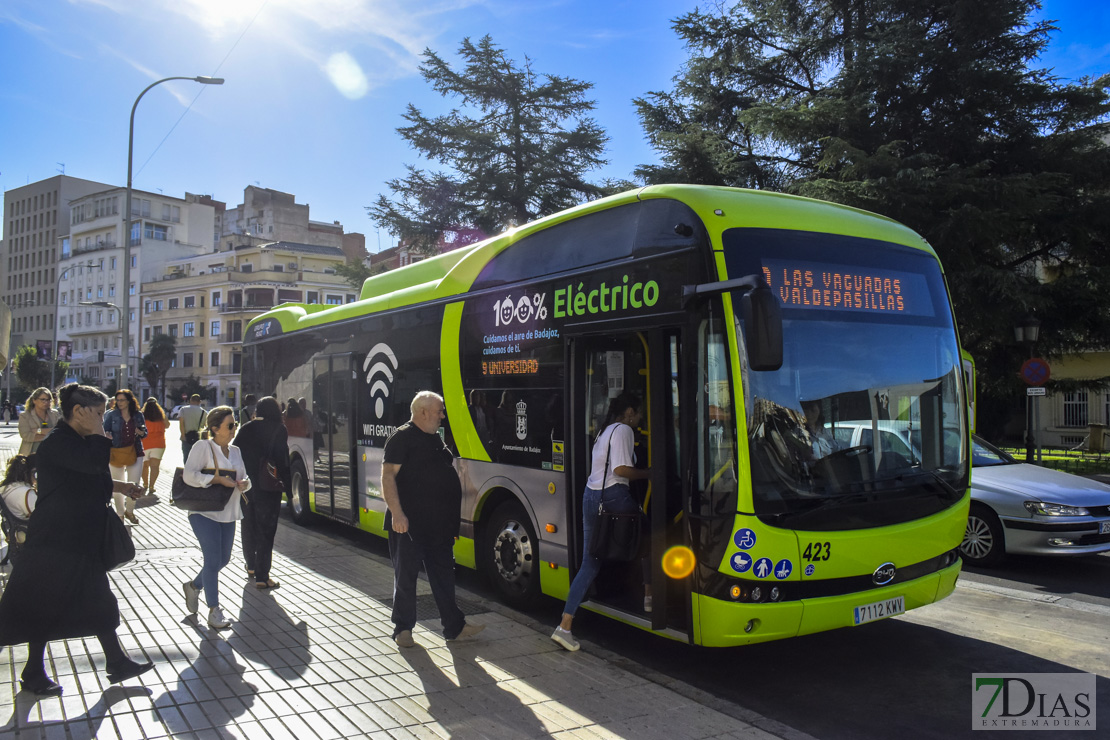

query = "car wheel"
480;500;541;609
961;503;1005;567
288;457;314;525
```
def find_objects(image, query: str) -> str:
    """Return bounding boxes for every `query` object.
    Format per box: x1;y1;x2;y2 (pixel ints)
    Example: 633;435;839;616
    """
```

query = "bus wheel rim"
292;472;304;516
493;520;533;586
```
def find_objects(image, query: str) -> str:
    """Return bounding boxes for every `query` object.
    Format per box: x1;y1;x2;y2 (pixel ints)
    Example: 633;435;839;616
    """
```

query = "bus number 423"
803;542;832;562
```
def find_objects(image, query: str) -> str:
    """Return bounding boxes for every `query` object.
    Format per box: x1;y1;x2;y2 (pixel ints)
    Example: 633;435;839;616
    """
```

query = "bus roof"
246;184;935;338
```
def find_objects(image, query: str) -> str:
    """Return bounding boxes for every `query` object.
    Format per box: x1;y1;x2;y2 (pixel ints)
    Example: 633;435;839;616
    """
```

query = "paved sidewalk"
0;432;807;740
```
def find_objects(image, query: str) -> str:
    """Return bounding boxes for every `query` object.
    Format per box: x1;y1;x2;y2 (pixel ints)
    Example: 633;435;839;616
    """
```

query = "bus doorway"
570;328;689;636
311;353;359;524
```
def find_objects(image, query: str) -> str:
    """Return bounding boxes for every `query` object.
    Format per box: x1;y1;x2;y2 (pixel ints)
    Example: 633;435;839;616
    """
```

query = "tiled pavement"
0;431;808;739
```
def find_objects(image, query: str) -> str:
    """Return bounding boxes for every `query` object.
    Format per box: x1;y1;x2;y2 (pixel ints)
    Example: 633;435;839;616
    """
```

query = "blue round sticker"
805;564;815;577
734;528;757;550
730;552;753;573
753;557;774;579
774;560;793;579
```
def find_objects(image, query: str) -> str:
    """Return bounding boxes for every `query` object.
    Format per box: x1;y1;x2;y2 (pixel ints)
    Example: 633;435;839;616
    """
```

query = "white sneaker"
644;595;653;613
183;581;200;615
207;606;231;630
551;627;580;652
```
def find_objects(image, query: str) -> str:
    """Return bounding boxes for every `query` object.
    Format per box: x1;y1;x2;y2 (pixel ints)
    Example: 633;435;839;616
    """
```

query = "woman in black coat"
233;396;291;590
0;383;153;696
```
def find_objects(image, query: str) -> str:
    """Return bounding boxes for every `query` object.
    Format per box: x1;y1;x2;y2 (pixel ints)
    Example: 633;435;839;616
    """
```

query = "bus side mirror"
741;282;783;371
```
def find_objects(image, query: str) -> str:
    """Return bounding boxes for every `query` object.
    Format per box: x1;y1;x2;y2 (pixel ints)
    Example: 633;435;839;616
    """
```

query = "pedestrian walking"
104;389;147;525
181;406;251;630
381;390;484;647
178;394;208;462
240;393;258;426
17;388;60;456
233;396;291;590
138;397;168;503
551;391;650;652
0;383;152;696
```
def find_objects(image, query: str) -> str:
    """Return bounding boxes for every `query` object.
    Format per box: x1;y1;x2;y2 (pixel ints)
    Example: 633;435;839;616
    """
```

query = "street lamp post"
1015;314;1042;464
122;75;224;391
78;300;120;389
50;260;99;391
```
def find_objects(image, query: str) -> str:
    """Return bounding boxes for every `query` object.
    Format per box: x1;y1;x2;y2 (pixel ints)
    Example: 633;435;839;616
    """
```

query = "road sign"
1020;358;1050;386
1027;386;1046;396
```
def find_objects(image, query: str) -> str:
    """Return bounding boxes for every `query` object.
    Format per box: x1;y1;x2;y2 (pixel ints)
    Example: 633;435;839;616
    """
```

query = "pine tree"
637;0;1110;435
370;36;609;253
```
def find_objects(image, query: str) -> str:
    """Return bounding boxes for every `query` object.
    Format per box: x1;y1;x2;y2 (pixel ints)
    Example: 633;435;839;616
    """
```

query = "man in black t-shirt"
381;391;484;647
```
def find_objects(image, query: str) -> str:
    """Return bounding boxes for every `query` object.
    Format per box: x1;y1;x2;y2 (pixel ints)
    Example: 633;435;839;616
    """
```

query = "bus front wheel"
481;501;540;609
288;458;314;525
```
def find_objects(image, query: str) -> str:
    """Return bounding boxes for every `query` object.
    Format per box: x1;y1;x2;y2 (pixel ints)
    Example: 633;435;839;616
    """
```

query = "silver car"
961;435;1110;566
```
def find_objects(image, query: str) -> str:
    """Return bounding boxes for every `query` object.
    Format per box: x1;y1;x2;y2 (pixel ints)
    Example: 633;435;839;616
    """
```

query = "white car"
961;436;1110;566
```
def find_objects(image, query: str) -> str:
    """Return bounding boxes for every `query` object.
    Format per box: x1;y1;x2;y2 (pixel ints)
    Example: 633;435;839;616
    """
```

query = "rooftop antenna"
57;162;65;174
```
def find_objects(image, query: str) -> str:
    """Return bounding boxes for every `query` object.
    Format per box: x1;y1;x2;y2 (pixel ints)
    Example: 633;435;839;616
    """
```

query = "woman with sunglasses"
18;388;60;456
181;406;251;630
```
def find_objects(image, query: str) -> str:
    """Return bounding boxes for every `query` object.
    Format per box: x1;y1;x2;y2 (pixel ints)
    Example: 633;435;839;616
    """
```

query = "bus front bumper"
694;559;962;647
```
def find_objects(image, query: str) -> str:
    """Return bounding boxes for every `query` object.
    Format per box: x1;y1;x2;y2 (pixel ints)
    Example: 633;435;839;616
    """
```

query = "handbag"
587;424;645;562
102;506;135;570
590;501;643;562
171;441;236;511
110;445;137;467
256;424;285;492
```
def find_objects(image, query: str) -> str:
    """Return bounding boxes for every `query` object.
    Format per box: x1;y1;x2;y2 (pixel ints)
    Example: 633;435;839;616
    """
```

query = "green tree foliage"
637;0;1110;436
370;35;609;253
334;260;377;293
13;344;68;393
168;375;215;407
140;334;177;404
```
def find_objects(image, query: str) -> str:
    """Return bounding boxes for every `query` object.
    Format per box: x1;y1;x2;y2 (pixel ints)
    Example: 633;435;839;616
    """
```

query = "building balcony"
219;303;273;314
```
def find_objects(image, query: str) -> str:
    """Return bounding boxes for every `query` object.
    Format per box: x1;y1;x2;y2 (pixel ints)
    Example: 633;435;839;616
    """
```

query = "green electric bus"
241;184;970;647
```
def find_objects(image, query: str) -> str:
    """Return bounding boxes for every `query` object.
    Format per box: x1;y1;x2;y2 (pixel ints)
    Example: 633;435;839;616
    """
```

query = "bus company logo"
362;342;399;419
872;562;896;585
973;673;1095;730
515;400;528;440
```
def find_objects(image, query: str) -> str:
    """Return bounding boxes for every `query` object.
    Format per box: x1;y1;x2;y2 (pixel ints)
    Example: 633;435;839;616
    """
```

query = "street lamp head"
195;76;225;85
1014;314;1042;345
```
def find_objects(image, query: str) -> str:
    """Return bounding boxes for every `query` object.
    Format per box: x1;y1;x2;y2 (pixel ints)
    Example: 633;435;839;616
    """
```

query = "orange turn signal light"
545;524;557;533
662;545;696;579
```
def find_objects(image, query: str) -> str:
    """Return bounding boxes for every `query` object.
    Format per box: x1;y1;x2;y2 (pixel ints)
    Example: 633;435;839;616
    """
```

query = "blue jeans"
563;483;638;616
189;514;236;609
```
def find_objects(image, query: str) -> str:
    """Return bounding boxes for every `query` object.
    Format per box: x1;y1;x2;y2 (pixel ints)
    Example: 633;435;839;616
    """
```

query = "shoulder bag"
171;441;237;512
102;505;135;570
256;424;285;492
588;424;645;562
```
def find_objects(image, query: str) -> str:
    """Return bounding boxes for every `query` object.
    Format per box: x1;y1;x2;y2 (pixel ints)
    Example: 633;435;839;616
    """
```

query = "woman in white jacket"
180;406;251;630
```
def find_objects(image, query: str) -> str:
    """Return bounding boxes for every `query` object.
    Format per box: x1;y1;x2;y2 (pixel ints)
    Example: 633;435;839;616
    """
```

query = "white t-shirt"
183;439;251;522
0;482;36;520
586;423;636;490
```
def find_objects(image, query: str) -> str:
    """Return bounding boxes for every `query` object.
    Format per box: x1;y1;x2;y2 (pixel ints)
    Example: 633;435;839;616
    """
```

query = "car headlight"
1023;501;1090;517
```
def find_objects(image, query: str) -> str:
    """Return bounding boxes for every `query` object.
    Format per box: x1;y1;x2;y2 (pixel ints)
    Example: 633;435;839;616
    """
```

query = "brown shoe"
124;512;140;525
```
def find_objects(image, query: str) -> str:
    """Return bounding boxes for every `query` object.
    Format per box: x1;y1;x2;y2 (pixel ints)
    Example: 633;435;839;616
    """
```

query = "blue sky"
1;0;1107;252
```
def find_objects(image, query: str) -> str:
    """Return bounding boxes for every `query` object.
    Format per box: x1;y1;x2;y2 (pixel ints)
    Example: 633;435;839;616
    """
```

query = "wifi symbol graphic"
363;342;399;419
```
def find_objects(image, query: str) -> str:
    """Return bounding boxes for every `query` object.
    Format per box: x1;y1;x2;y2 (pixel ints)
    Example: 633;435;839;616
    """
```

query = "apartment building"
140;240;353;406
2;175;115;353
58;189;217;386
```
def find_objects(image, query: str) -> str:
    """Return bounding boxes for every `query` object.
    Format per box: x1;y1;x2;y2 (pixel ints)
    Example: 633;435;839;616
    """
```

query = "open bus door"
569;327;691;638
312;353;359;524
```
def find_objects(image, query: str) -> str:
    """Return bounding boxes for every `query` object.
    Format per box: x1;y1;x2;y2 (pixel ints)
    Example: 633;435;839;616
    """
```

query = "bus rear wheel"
481;501;540;609
288;458;314;525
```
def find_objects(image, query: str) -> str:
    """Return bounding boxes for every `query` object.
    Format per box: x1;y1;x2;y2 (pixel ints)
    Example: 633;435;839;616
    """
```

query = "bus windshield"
724;228;968;531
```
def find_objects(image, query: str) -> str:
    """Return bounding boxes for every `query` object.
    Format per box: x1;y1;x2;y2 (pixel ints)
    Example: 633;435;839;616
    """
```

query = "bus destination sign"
761;259;934;317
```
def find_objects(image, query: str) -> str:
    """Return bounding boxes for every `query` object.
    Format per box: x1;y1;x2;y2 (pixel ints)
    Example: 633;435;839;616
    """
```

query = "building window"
183;322;195;337
145;223;168;241
184;295;195;308
211;291;221;307
169;324;178;338
153;325;162;336
97;286;103;298
182;353;193;368
109;285;115;297
325;294;343;305
144;327;151;341
1063;390;1089;428
240;264;253;273
211;351;220;368
111;257;116;269
168;298;179;310
210;320;220;337
130;283;136;295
